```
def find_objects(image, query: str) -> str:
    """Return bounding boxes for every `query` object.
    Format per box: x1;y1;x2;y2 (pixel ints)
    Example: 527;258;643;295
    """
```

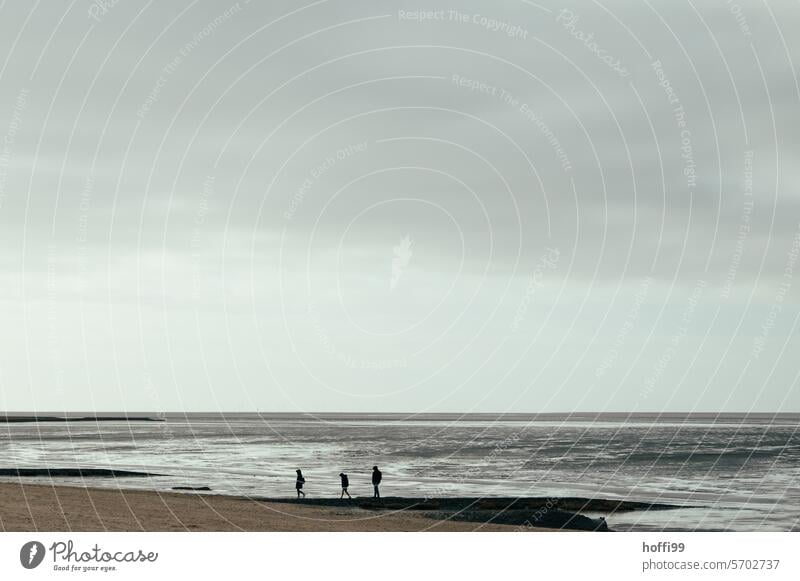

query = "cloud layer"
0;0;798;413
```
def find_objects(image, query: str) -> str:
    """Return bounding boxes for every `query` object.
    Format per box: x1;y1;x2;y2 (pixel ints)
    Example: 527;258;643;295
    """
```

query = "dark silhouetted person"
339;472;351;499
295;469;306;498
372;465;382;498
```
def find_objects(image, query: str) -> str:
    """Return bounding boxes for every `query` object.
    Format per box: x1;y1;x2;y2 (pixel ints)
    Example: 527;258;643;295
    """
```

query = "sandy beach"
0;482;546;532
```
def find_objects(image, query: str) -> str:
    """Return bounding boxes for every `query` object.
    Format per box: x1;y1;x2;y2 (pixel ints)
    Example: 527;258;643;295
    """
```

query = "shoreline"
0;481;561;532
0;480;665;532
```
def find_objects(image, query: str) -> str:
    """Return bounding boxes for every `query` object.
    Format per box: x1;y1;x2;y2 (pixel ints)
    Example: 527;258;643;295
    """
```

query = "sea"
1;413;798;532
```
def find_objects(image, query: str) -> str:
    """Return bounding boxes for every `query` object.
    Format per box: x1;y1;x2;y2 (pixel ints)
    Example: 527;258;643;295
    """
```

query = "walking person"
295;469;306;498
339;472;351;499
371;465;382;499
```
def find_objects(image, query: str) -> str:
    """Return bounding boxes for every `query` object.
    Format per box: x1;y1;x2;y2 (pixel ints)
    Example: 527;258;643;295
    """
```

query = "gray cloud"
0;0;798;412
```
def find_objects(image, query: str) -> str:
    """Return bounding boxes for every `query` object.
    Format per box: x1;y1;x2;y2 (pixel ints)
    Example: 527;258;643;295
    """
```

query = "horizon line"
2;411;798;418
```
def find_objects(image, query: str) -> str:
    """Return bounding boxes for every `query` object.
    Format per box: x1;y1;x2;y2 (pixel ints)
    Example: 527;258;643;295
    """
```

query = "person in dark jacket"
295;469;306;498
371;465;382;499
339;472;351;499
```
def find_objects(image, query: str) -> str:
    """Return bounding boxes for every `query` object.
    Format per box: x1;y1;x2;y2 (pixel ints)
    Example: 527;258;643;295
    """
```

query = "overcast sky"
0;0;798;413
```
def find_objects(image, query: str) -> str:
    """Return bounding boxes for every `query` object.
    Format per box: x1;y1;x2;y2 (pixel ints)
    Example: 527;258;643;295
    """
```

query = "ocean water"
1;413;798;531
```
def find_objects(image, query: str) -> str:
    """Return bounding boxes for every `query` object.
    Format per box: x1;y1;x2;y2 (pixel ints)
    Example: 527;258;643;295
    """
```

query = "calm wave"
1;413;798;531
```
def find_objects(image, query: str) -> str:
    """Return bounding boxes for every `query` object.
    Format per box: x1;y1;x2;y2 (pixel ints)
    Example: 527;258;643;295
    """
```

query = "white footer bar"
1;533;796;580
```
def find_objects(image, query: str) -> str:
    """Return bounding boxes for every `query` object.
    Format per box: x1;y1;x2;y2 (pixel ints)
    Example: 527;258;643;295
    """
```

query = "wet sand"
0;482;543;532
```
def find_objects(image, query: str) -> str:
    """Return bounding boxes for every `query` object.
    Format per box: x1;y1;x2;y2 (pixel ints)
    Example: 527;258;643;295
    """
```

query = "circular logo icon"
20;541;46;569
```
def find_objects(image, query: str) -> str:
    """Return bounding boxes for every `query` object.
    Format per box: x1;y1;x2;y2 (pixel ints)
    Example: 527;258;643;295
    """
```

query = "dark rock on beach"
264;496;680;513
260;496;682;531
433;508;610;531
372;497;674;513
172;486;212;491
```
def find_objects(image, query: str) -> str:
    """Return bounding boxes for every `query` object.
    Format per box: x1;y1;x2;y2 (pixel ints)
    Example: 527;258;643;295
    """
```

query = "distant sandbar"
0;468;161;477
0;415;163;423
